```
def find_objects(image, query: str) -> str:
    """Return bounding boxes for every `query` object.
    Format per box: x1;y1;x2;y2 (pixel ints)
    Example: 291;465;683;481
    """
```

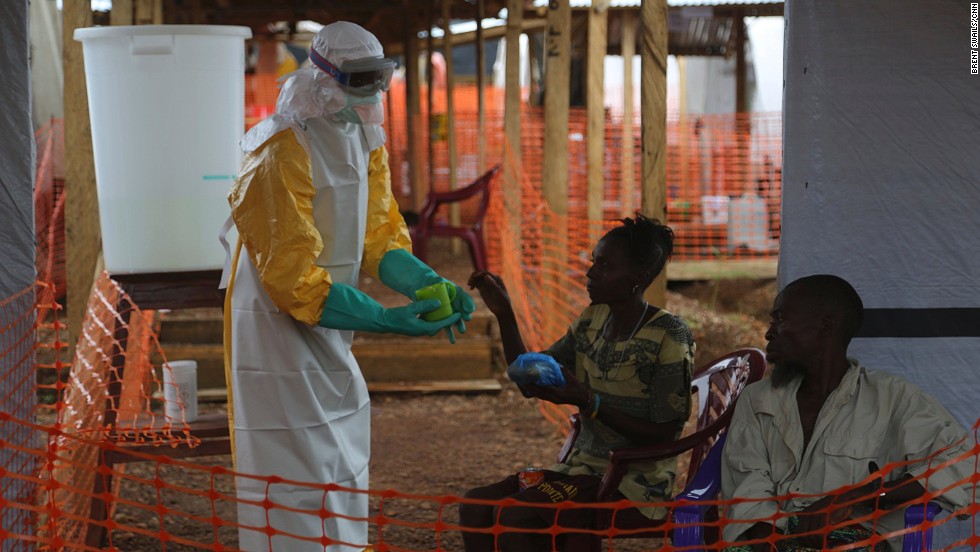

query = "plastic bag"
507;352;566;387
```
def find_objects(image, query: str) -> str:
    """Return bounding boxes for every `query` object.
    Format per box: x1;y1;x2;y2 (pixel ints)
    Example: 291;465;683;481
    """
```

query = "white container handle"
131;34;173;56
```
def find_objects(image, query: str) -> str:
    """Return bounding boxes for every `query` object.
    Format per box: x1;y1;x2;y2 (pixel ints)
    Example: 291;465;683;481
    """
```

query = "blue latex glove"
507;352;566;387
319;283;461;336
378;248;476;338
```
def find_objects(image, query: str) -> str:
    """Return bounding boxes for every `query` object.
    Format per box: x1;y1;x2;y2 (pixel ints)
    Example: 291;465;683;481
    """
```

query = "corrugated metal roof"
526;0;781;57
532;0;781;8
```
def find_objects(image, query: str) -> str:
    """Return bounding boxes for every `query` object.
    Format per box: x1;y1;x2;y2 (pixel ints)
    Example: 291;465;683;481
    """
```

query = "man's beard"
771;361;807;388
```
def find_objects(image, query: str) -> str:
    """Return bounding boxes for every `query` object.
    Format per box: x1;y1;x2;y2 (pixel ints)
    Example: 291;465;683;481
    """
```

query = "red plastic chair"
408;164;501;272
556;347;768;541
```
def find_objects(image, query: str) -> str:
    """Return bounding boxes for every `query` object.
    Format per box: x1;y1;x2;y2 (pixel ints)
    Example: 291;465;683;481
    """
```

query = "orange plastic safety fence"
34;118;66;299
5;84;975;550
244;76;781;241
245;78;781;263
7;231;974;551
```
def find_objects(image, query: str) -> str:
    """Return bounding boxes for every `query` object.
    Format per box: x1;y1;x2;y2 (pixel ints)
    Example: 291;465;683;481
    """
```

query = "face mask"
334;91;383;125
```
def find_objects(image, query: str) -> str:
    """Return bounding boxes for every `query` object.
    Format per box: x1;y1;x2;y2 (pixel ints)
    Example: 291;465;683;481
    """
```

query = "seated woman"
459;214;697;552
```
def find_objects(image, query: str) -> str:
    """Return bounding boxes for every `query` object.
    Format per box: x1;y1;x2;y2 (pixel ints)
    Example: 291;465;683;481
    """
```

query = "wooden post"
426;4;436;192
586;1;609;244
64;0;101;349
543;0;570;306
385;83;396;191
503;0;524;257
734;10;751;197
640;0;668;307
475;0;486;173
405;11;425;212
734;10;747;115
620;10;636;218
255;35;279;76
527;32;543;106
442;0;460;252
677;55;689;209
543;0;570;217
135;0;162;25
111;0;134;25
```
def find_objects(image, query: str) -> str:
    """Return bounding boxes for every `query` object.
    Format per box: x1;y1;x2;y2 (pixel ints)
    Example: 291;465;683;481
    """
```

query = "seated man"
721;274;975;552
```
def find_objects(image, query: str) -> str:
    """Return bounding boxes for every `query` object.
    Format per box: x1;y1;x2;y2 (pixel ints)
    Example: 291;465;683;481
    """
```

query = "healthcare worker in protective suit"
223;21;474;551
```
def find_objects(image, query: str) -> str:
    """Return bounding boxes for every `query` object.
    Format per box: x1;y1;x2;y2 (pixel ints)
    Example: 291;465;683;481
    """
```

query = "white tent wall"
683;52;756;115
1;0;36;298
781;0;979;545
0;0;38;546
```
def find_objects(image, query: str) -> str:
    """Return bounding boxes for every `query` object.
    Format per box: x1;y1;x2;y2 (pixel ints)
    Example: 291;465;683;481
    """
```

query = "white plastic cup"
73;25;251;273
163;360;198;422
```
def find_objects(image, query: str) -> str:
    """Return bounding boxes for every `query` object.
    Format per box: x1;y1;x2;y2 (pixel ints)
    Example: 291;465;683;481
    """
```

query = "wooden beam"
640;0;668;308
64;0;100;350
384;19;547;57
586;0;608;244
620;10;636;217
405;10;425;212
542;0;570;216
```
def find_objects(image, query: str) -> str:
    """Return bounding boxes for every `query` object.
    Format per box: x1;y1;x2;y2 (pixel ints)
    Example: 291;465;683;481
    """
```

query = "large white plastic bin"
74;25;251;273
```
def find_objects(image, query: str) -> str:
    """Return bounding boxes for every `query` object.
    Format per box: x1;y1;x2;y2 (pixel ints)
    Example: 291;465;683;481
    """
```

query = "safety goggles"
309;49;396;96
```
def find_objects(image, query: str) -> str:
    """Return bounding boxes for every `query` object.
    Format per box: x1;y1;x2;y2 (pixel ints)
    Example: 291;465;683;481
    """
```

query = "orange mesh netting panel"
4;231;979;550
244;75;781;260
1;283;43;549
34;118;66;298
33;273;198;548
3;83;974;549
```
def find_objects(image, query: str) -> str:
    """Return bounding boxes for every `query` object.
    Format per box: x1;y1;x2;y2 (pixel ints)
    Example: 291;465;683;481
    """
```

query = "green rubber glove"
319;283;461;336
379;248;476;326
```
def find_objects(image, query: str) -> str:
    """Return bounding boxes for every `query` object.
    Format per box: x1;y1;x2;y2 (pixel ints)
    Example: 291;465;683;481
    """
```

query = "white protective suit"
224;22;416;551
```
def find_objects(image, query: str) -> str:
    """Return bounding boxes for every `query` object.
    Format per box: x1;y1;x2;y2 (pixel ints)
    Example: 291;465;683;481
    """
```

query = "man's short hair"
784;274;864;340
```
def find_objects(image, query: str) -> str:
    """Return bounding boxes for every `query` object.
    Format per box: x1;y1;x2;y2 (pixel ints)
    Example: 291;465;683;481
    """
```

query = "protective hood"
275;21;386;123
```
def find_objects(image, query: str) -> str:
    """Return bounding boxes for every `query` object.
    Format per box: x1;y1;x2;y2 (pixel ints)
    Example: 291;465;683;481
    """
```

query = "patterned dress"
543;304;696;519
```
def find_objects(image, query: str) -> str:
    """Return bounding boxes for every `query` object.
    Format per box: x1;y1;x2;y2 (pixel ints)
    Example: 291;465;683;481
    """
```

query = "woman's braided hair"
602;212;674;282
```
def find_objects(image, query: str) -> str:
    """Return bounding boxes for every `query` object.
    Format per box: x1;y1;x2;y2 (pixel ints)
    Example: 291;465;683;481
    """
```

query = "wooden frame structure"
62;0;782;342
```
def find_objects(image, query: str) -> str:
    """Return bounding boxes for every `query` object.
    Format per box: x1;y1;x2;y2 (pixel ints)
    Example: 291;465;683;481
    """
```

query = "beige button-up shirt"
721;360;975;550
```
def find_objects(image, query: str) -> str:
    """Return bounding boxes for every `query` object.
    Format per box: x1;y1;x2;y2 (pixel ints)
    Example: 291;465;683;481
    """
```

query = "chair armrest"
902;501;942;552
557;413;581;464
596;419;731;499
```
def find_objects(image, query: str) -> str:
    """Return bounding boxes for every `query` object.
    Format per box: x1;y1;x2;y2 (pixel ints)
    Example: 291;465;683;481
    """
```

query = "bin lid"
75;25;252;42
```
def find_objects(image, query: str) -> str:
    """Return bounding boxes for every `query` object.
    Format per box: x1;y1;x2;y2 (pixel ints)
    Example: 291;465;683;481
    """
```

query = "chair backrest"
418;164;501;231
684;348;767;482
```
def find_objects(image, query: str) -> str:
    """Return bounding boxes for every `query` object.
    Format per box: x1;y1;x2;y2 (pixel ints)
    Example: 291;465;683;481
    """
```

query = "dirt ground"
109;247;776;551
